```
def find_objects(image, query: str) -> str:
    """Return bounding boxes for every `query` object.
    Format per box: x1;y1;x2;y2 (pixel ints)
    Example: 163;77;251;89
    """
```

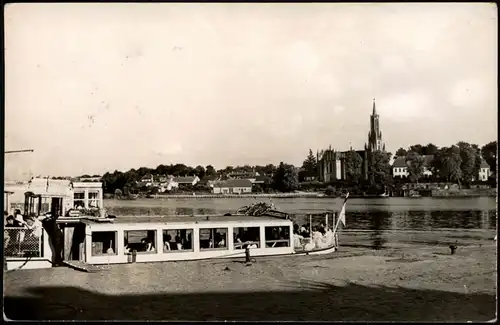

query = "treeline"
394;141;496;186
101;163;290;194
99;140;496;195
296;141;496;195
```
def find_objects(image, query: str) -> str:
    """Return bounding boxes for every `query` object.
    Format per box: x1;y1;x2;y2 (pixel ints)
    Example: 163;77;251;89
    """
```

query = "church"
317;99;386;182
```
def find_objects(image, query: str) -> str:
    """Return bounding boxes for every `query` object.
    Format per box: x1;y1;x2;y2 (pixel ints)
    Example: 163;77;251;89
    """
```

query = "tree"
344;149;363;183
395;148;408;157
422;143;439;156
301;149;317;179
405;151;425;183
367;150;392;192
436;146;462;186
481;141;497;173
272;162;299;192
205;165;216;176
457;142;479;184
195;165;206;179
409;144;424;155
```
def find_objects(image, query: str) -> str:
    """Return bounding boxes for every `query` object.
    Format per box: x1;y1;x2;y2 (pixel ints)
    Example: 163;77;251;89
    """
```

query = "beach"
4;229;497;321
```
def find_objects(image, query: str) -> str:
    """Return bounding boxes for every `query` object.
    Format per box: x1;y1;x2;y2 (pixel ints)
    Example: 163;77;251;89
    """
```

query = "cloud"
3;3;497;174
448;78;489;109
379;92;436;123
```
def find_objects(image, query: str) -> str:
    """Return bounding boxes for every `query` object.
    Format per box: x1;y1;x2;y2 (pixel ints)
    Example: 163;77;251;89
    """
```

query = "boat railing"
4;227;43;258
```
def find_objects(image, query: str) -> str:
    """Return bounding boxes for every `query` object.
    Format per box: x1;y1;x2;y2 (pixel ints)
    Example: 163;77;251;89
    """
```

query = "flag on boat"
338;192;349;227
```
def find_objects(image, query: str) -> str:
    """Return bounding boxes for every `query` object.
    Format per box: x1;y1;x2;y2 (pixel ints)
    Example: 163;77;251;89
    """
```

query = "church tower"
365;98;386;152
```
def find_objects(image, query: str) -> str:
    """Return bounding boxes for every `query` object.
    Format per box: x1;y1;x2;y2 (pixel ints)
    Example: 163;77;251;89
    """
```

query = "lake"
103;196;497;231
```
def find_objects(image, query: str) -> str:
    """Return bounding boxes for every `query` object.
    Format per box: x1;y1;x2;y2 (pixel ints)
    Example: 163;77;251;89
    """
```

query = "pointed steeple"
372;98;377;115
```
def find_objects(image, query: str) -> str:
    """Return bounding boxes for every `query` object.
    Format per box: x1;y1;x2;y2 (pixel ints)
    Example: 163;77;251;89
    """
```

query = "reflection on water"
104;197;497;249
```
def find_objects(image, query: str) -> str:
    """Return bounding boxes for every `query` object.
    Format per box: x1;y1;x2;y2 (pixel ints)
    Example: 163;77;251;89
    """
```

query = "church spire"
372;98;377;115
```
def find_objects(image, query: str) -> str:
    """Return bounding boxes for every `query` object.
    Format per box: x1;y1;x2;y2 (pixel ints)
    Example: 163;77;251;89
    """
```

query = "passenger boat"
4;183;346;271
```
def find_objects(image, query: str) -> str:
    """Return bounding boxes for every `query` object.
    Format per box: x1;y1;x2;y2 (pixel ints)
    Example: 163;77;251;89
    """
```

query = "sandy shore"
4;230;497;321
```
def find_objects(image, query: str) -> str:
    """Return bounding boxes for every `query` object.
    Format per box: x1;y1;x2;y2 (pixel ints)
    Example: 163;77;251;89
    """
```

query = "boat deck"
81;214;289;225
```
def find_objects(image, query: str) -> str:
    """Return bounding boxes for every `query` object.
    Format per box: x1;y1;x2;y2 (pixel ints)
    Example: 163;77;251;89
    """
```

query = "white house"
392;155;434;178
139;174;154;187
478;159;491;181
212;179;253;194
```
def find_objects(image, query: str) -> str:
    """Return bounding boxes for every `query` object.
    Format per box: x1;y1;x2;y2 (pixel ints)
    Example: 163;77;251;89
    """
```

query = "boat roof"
81;214;292;226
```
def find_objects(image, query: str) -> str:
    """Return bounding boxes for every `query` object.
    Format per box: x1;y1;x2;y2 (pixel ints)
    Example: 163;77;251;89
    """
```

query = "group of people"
293;222;336;250
4;209;45;257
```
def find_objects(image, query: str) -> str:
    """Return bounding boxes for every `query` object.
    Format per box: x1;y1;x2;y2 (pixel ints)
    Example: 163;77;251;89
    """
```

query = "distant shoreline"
106;192;496;200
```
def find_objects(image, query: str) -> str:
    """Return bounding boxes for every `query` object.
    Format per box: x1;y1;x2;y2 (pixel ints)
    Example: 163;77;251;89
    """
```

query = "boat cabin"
83;215;294;265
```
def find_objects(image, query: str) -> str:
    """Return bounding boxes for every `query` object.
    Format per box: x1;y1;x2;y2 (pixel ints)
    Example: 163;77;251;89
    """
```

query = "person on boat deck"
312;226;324;249
5;215;23;227
164;235;172;251
293;224;300;235
175;235;183;250
319;223;326;235
300;224;310;238
234;234;243;248
14;209;25;226
216;233;226;248
293;230;304;249
140;238;155;252
124;239;130;253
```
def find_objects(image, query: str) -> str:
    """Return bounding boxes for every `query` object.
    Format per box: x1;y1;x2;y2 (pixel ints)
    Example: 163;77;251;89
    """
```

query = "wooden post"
309;214;312;235
325;213;328;230
63;225;75;260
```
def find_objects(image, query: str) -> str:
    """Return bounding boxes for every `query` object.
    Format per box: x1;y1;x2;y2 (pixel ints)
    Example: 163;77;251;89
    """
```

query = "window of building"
91;231;117;256
124;230;157;254
265;226;290;248
74;192;85;209
162;229;193;252
233;227;260;249
88;191;100;209
199;228;228;250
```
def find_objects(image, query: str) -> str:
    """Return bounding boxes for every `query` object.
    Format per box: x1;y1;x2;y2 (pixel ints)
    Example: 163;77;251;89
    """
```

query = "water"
104;197;497;231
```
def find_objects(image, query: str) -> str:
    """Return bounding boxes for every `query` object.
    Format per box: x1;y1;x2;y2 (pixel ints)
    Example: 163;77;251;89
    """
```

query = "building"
317;149;346;182
73;182;104;209
173;176;200;187
317;99;383;182
478;159;491;181
139;174;154;187
392;155;492;182
4;178;104;215
392;155;434;178
212;179;253;194
364;99;385;152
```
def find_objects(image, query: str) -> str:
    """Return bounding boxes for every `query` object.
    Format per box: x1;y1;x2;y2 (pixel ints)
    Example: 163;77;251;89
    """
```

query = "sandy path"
4;230;497;321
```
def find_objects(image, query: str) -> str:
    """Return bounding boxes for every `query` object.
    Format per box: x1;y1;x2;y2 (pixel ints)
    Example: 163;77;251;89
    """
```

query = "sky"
4;3;497;180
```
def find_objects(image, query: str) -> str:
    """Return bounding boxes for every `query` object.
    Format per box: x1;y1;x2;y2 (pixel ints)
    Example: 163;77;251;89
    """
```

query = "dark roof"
392;155;434;168
214;179;253;188
255;175;272;182
174;176;198;183
480;159;490;168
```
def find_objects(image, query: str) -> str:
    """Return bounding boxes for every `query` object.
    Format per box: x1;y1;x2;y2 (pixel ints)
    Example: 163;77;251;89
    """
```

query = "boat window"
199;228;228;250
162;229;194;252
88;191;100;209
124;230;157;254
74;192;85;209
91;231;117;256
233;227;260;249
265;226;290;248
